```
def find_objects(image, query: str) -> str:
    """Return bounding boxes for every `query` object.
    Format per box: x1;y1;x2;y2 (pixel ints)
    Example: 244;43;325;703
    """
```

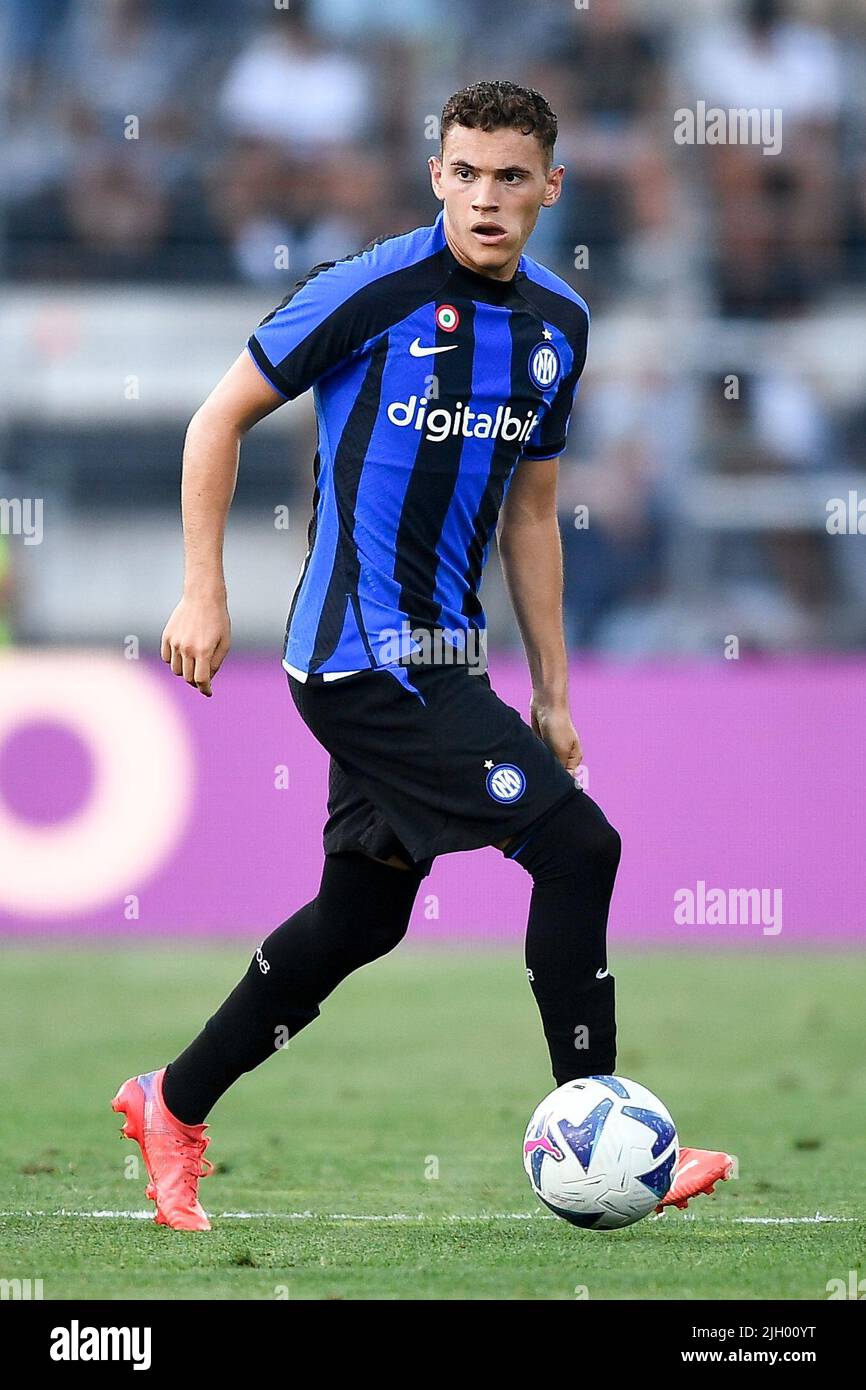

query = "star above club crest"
542;328;553;340
483;759;494;769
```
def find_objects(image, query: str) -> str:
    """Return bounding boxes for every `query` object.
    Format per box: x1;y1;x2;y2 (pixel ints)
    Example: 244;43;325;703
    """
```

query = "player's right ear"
428;154;445;201
200;349;288;436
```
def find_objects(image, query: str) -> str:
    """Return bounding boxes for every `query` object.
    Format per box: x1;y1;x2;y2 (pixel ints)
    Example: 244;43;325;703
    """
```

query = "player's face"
429;125;564;280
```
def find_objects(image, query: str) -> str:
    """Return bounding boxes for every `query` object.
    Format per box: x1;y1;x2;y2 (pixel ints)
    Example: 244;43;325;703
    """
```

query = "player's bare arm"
161;351;284;697
497;455;582;773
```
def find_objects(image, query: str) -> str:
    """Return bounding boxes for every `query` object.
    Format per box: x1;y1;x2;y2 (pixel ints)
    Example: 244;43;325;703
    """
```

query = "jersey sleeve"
247;256;378;400
521;308;590;461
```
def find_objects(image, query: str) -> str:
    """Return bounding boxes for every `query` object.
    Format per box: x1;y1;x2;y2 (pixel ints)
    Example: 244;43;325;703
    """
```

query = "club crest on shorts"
485;762;526;803
529;341;561;390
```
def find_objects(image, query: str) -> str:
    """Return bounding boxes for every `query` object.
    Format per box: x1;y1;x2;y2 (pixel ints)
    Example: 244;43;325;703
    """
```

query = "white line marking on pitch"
0;1209;544;1223
0;1209;855;1224
733;1214;853;1225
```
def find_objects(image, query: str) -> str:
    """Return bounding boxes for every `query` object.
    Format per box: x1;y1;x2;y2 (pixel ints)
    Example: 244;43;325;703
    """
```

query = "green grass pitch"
1;945;863;1300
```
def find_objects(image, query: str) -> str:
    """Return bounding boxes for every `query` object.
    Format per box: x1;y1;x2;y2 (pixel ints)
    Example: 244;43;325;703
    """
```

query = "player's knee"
512;793;621;883
574;813;622;884
315;898;412;969
363;915;411;962
591;818;621;876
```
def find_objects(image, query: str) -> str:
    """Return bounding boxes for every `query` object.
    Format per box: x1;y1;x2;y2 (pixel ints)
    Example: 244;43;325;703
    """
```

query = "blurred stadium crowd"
2;0;865;653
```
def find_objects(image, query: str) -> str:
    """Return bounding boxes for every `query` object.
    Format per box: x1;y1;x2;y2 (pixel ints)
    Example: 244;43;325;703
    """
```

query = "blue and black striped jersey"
247;208;589;684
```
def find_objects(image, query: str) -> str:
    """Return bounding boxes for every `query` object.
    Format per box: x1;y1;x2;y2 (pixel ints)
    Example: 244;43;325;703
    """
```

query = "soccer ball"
523;1075;678;1229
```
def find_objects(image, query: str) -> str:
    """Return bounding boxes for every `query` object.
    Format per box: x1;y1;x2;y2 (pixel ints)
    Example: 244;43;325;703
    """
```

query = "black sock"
513;791;622;1085
162;851;423;1124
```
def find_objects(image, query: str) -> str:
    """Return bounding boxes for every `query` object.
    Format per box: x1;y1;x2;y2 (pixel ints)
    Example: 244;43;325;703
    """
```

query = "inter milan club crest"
485;762;526;803
435;303;460;333
529;340;561;390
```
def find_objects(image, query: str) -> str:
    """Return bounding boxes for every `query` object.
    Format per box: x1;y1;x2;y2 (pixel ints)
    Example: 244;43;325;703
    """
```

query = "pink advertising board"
0;650;861;944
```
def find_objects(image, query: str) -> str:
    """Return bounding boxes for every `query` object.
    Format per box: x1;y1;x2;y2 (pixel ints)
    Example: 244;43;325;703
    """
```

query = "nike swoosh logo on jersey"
595;967;609;979
408;338;459;357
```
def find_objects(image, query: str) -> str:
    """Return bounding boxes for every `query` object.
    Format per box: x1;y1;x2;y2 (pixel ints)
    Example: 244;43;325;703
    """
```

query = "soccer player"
113;82;733;1230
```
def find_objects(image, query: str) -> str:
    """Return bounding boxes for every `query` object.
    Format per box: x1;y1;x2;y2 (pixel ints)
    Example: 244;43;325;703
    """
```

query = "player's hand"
160;592;231;698
530;697;583;775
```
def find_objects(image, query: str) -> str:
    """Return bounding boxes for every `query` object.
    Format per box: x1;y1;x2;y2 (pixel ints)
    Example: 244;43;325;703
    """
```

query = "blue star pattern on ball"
557;1098;614;1172
622;1105;677;1159
587;1075;631;1098
636;1148;677;1199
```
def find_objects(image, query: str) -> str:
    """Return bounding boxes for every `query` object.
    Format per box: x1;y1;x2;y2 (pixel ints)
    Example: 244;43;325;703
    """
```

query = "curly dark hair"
440;80;558;165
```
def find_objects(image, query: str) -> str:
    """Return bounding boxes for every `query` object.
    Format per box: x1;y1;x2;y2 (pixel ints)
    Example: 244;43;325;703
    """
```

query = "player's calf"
512;790;621;1080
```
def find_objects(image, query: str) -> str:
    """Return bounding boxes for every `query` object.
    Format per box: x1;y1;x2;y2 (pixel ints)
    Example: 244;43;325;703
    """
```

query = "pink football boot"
112;1067;213;1231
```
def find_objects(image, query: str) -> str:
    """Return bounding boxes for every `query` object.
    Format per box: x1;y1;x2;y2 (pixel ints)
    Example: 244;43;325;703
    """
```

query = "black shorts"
287;659;579;879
